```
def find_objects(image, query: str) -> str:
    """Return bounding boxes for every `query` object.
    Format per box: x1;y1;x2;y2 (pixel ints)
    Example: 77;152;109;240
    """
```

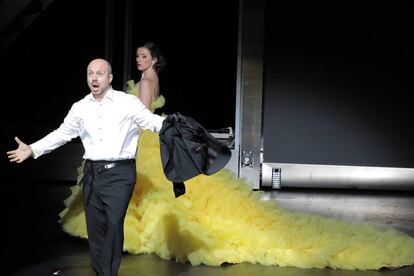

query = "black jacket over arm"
159;113;231;197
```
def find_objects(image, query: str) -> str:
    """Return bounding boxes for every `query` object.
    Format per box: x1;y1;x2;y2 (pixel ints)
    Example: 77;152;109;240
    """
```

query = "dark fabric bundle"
159;113;231;197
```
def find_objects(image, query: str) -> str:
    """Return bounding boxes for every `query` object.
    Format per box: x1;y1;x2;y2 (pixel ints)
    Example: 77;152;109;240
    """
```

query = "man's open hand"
7;137;33;163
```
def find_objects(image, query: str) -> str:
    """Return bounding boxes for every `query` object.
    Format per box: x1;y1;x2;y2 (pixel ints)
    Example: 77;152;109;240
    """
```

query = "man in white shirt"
7;58;165;276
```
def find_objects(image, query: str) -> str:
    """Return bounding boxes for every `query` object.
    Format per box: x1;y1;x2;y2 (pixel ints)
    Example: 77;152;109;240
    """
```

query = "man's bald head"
88;58;112;74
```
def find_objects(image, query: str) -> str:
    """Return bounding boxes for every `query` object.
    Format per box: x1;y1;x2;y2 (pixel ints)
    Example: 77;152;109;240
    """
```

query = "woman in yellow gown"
59;42;414;270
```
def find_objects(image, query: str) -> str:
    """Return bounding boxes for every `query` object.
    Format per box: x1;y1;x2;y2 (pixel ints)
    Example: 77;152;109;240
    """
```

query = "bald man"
7;58;165;276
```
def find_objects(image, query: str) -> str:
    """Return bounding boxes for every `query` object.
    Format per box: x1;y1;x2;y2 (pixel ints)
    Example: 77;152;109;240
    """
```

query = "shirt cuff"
29;143;40;159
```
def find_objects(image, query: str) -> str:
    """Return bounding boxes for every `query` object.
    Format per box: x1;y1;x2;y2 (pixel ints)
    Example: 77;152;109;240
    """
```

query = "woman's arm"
138;78;155;109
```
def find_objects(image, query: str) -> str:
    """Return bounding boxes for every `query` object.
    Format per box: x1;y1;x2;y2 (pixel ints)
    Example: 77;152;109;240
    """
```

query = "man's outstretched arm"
7;136;33;163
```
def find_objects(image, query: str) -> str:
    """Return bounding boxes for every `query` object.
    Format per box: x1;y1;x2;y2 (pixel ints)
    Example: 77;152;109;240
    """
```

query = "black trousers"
83;160;136;276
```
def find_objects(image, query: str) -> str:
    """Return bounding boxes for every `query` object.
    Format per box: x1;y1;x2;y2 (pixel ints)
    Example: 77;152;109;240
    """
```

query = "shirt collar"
86;86;115;102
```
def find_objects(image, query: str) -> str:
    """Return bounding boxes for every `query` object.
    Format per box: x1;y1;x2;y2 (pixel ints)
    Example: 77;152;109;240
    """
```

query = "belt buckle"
97;162;116;174
105;163;116;170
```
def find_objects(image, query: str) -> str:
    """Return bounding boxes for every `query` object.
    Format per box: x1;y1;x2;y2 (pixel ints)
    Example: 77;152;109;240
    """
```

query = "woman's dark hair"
138;42;166;73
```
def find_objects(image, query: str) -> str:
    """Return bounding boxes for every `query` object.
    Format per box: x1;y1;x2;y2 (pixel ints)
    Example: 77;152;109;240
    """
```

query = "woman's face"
136;47;156;72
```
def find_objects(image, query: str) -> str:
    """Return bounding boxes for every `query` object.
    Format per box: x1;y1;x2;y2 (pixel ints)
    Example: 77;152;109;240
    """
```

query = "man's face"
87;59;113;100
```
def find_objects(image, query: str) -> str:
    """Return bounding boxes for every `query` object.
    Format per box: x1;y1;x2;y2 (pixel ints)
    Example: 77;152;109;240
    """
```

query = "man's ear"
109;73;113;83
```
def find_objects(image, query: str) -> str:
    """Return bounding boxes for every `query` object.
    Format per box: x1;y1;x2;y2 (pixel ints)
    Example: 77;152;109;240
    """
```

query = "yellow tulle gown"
59;80;414;270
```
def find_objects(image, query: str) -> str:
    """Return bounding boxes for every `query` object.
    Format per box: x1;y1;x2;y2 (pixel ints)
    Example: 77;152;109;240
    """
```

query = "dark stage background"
0;0;238;135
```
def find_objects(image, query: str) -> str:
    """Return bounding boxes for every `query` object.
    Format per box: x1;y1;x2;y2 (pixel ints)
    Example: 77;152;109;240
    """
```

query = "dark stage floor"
4;179;414;276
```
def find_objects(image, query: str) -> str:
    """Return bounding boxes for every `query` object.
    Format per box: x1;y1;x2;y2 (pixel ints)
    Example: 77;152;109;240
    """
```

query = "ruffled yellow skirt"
59;130;414;270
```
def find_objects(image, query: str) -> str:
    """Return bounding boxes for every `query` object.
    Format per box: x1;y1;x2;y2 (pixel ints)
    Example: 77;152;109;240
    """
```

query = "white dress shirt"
31;87;165;161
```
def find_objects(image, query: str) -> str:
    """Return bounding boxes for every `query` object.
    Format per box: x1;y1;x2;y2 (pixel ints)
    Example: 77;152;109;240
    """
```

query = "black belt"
86;159;135;174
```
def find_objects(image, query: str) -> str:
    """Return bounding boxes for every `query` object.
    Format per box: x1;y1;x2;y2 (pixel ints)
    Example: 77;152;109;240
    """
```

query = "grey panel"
262;5;414;168
262;162;414;191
